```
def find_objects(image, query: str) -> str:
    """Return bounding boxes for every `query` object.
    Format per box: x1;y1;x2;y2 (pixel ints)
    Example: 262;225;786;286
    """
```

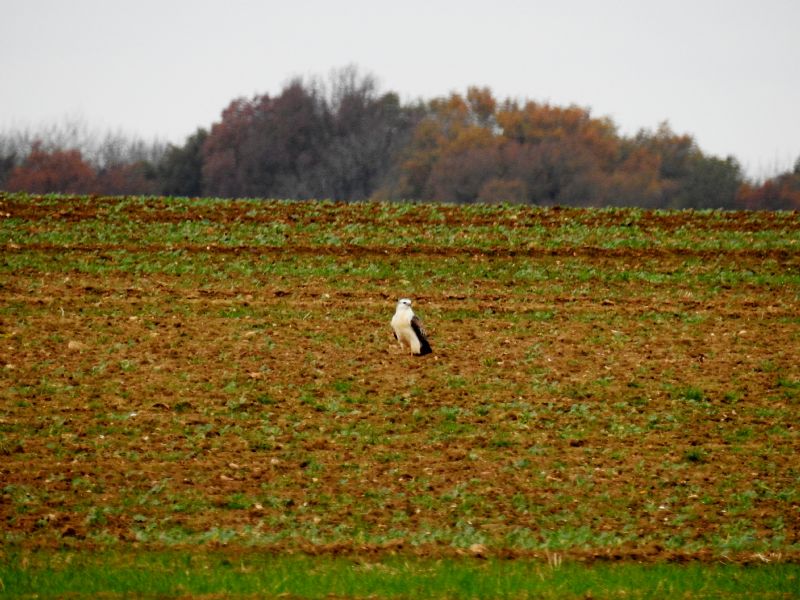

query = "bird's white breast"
391;305;411;327
391;306;418;350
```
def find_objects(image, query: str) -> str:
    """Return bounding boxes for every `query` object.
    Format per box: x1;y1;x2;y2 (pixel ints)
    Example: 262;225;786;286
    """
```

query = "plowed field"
2;193;799;563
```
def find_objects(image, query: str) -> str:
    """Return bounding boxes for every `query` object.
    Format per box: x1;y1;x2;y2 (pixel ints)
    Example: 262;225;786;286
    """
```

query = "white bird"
391;298;432;356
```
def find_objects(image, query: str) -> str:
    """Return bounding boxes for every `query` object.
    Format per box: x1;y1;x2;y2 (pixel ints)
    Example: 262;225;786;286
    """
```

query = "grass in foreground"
1;551;798;599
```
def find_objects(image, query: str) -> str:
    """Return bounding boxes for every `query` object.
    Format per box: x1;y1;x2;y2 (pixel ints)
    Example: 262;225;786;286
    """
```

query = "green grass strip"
1;551;797;598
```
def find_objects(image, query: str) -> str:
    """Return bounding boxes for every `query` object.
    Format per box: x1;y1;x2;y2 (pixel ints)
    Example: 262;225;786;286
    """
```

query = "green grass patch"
1;551;797;599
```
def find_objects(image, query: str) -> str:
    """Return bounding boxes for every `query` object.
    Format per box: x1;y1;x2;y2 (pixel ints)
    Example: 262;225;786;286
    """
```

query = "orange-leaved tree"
737;159;800;210
394;88;503;202
5;142;96;193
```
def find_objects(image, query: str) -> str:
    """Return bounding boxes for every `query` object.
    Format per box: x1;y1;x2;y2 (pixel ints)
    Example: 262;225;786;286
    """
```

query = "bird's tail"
416;340;433;356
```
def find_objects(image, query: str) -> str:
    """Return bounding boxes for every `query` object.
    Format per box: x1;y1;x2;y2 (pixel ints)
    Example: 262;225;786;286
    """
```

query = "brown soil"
1;196;798;563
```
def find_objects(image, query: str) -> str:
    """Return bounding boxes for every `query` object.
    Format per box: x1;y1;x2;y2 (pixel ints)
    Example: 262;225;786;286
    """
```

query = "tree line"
2;67;798;210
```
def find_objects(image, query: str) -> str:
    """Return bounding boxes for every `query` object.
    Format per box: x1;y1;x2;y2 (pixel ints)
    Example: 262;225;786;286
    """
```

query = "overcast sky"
2;0;798;179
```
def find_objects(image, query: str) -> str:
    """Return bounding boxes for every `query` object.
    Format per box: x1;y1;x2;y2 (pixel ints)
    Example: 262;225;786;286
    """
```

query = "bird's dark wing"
410;315;433;355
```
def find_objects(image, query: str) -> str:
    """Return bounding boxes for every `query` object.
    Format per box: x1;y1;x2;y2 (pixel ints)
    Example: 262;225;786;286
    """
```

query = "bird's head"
397;298;413;309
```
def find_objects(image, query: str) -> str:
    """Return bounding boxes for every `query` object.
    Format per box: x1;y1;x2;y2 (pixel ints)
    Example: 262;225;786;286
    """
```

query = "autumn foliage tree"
5;142;96;194
394;89;502;201
202;67;417;200
737;158;800;210
390;90;748;208
393;90;621;205
620;123;743;209
2;69;792;209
